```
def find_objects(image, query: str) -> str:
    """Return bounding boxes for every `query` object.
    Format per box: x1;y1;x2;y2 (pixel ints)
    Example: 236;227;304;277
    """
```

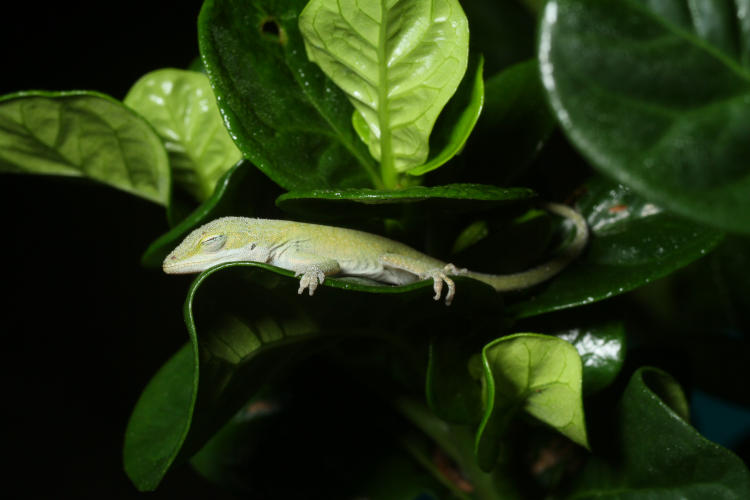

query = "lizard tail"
465;202;589;292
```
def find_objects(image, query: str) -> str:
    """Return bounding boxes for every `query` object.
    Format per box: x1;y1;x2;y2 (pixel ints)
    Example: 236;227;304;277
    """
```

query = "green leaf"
539;0;750;234
508;176;725;318
123;344;196;492
475;333;588;472
276;183;537;220
124;262;499;490
124;69;242;201
124;264;322;491
140;160;283;268
198;0;379;190
569;367;750;498
553;320;625;395
0;91;169;204
407;54;484;176
462;59;556;185
299;0;470;183
451;220;490;255
427;314;626;428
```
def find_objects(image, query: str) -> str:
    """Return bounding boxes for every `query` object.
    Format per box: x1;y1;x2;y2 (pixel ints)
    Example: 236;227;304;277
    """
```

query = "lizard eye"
200;234;226;252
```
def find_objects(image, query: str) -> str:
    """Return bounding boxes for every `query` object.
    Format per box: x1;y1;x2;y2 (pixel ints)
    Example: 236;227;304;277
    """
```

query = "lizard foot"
295;267;326;296
421;268;457;306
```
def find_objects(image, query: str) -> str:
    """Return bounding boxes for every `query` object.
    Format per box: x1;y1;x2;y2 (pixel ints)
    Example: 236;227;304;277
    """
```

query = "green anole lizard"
163;203;588;305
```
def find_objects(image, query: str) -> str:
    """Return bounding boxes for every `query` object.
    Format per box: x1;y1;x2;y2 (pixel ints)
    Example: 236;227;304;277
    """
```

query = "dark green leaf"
551;321;625;395
569;367;750;499
407;55;485;176
124;69;242;201
123;344;196;492
0;91;169;204
461;59;556;185
124;262;499;490
141;161;283;268
508;176;724;318
475;333;588;472
198;0;379;190
539;0;750;234
275;183;537;220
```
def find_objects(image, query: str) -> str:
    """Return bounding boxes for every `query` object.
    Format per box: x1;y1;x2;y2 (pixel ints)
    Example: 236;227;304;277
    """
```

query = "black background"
2;1;234;497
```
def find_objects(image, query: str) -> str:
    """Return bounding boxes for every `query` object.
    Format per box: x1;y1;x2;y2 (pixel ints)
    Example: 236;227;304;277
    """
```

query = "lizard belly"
338;257;417;285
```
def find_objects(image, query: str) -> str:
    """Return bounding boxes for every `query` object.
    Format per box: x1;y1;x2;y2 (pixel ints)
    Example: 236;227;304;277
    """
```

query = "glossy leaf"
125;264;323;491
299;0;469;180
0;91;169;204
569;367;750;498
475;333;588;472
554;321;625;395
539;0;750;234
508;176;725;318
124;261;499;490
124;69;242;201
407;55;484;176
198;0;379;190
140;160;283;268
276;183;536;220
427;316;626;427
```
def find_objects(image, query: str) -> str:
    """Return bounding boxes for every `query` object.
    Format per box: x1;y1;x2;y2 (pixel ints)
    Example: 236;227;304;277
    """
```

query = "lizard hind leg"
381;253;463;305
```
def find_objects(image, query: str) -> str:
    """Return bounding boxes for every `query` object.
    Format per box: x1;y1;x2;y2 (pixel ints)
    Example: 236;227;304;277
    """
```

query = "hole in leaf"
259;17;286;45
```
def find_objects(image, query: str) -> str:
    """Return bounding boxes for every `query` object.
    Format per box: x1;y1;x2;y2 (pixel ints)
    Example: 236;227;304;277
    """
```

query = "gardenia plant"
1;0;748;498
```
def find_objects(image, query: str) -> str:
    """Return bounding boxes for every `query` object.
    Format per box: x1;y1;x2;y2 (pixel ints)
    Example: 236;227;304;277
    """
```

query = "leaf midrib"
625;0;750;84
377;0;395;185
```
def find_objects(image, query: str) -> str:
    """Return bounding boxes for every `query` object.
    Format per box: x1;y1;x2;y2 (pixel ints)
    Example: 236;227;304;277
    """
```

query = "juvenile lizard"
163;203;588;305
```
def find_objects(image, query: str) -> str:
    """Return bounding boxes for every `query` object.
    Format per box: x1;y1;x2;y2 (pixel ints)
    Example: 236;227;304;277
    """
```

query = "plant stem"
378;0;398;189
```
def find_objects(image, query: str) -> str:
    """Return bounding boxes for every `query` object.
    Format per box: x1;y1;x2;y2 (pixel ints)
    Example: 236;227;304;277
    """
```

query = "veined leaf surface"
299;0;469;181
124;69;242;201
0;91;169;204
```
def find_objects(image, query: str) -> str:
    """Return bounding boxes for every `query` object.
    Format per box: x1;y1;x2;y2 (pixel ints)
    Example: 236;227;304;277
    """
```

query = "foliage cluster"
2;0;749;498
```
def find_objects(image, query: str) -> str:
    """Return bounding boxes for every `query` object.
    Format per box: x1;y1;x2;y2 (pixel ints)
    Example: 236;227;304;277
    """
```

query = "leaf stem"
378;0;398;189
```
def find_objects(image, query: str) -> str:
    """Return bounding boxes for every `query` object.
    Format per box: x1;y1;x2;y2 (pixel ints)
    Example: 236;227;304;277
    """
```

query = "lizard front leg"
282;253;341;296
381;254;467;305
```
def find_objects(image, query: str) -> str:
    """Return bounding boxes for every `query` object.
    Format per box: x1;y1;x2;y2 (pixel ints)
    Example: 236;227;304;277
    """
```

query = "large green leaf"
198;0;379;190
507;175;724;318
124;264;324;491
299;0;469;182
276;183;536;220
569;367;750;498
140;161;283;268
124;261;499;490
539;0;750;234
124;68;242;201
547;320;625;396
475;333;588;472
407;54;485;177
0;91;169;204
426;316;625;427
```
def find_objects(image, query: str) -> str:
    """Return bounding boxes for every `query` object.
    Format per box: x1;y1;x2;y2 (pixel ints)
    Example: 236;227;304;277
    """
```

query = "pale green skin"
163;203;588;305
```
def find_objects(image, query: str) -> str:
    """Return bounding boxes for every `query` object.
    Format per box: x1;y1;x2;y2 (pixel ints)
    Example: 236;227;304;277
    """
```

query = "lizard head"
162;217;266;274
